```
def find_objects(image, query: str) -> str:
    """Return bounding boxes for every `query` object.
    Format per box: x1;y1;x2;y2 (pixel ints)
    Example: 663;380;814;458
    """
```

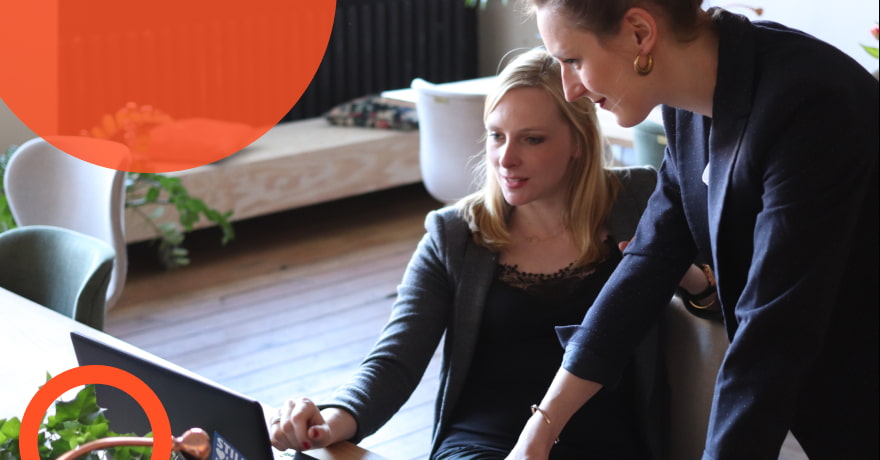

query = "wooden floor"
105;183;445;460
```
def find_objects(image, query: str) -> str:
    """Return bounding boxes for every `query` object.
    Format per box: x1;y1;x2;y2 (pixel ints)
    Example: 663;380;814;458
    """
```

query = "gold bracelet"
688;296;719;310
530;404;560;444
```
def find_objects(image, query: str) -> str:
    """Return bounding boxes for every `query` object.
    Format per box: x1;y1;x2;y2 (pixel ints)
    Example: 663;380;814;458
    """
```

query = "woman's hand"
505;370;602;459
269;397;355;452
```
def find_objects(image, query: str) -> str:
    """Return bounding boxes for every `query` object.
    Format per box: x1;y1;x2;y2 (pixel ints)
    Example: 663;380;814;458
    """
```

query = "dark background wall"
280;0;478;122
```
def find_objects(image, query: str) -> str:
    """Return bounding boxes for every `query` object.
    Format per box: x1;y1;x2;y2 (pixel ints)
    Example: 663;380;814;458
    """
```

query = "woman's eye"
488;132;503;142
563;58;582;70
525;136;544;145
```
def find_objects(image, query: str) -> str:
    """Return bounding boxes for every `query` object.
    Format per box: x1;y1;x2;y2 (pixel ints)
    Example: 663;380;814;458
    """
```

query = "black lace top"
436;239;646;459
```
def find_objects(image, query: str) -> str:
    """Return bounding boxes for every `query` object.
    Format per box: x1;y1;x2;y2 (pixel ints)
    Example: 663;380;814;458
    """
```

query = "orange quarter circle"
0;0;336;172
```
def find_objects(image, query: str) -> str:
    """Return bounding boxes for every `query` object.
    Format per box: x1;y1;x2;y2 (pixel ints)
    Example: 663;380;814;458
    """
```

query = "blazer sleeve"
556;163;697;387
320;210;455;442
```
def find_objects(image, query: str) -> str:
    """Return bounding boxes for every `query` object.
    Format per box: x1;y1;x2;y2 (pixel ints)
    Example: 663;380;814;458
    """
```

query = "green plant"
0;378;154;460
0;145;17;233
0;144;234;270
861;21;879;59
124;172;234;269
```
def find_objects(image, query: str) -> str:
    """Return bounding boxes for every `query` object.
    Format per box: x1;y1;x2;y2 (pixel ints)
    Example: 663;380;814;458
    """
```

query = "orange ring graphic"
20;365;171;460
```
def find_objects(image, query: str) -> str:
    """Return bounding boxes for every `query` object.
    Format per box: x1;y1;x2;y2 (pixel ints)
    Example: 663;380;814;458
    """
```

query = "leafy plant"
0;146;17;233
124;172;234;269
861;21;879;59
0;378;154;460
0;144;234;270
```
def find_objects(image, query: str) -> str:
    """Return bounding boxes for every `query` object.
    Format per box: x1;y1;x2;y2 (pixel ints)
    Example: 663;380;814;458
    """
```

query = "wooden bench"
124;118;421;243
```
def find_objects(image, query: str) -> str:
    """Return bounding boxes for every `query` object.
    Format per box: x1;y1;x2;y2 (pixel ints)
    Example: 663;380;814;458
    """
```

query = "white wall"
712;0;879;72
476;0;879;76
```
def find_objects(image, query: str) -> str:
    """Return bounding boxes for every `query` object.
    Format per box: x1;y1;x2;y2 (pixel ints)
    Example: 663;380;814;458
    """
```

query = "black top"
437;240;646;459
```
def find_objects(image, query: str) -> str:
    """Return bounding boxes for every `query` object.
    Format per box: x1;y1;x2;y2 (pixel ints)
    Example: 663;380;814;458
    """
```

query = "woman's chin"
610;110;642;128
502;191;527;207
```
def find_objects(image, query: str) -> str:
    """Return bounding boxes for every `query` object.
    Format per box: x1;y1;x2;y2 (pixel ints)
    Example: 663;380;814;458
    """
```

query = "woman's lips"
503;176;527;189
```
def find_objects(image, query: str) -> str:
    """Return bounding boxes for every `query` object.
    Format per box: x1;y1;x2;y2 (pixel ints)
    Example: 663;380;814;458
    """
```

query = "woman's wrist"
530;404;560;444
319;408;357;445
521;408;560;454
678;264;712;295
679;264;715;295
677;264;719;310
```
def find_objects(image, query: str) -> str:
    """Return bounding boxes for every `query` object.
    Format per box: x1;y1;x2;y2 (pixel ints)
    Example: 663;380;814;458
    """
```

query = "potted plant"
0;380;154;460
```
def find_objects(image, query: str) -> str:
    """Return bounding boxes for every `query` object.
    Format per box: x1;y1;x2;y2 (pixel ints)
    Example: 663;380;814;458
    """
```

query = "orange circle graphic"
0;0;336;173
20;365;171;460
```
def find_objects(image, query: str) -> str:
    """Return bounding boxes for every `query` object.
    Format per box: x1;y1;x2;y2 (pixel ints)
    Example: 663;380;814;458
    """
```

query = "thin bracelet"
699;264;716;287
530;404;560;444
688;296;719;310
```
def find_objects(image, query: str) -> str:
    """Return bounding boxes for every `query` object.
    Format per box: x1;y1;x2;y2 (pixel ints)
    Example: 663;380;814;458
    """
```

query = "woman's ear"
622;7;658;53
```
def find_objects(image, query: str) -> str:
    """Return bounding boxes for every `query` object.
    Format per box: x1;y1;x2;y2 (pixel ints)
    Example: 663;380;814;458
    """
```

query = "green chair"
632;119;667;169
0;225;115;330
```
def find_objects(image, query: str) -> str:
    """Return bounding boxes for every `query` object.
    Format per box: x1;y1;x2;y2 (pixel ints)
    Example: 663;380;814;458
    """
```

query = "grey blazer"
322;166;660;457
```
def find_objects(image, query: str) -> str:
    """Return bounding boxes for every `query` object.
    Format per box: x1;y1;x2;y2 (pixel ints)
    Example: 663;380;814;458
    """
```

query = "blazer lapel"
706;10;756;332
440;237;496;428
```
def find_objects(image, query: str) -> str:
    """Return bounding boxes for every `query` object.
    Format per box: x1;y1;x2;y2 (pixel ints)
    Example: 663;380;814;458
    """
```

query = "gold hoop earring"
633;54;654;76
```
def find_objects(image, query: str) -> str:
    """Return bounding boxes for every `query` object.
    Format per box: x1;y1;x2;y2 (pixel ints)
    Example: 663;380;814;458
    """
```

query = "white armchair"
411;78;486;204
3;136;128;310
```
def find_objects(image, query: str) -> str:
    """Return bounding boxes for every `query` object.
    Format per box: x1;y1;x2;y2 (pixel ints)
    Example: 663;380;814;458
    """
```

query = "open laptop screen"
70;331;284;460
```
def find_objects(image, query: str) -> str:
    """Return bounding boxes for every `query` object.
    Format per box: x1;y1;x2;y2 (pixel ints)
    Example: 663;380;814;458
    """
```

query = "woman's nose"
562;71;587;102
498;142;520;168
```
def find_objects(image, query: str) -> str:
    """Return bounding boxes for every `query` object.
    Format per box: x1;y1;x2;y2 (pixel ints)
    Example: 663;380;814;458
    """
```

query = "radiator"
281;0;479;122
55;0;476;134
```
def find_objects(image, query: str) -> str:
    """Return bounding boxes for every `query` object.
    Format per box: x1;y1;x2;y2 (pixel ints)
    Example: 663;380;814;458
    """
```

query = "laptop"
70;331;317;460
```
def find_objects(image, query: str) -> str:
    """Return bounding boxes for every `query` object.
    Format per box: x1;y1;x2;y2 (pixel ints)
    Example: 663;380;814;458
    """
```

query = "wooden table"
0;287;387;460
381;76;665;150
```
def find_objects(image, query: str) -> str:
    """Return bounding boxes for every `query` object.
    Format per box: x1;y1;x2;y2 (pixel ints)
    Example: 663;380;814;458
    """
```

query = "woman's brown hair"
522;0;706;41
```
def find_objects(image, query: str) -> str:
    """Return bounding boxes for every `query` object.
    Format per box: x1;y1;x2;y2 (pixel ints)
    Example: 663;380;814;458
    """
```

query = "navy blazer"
559;9;878;460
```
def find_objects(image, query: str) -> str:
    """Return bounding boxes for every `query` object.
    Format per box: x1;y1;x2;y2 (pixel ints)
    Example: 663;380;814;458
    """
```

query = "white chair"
3;136;128;311
411;78;486;203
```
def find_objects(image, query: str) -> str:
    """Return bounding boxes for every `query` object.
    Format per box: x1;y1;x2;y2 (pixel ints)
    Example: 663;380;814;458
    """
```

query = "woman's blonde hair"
457;47;619;269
